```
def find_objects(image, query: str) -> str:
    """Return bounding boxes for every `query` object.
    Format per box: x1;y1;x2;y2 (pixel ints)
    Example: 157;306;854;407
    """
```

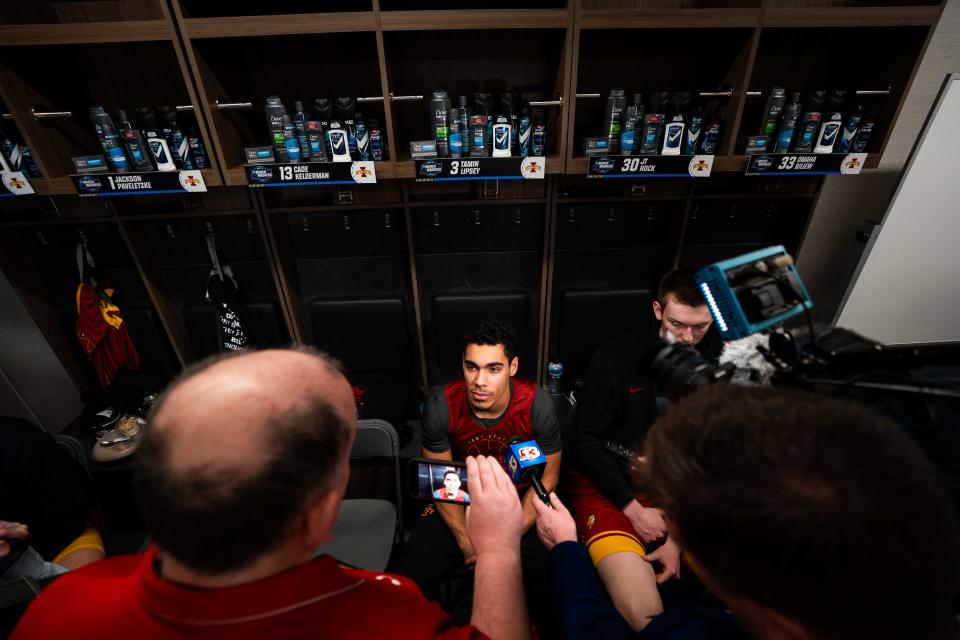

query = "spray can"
448;108;463;159
293;101;310;161
305;121;327;161
89;105;130;173
458;95;472;156
354;114;370;160
851;115;875;153
137;107;176;171
475;91;493;145
430;89;451;158
282;115;301;162
264;95;289;162
532;119;546;156
601;87;626;154
470;115;488;157
794;91;825;153
116;109;155;171
186;130;209;169
684;108;703;155
314;98;334;158
335;98;358;158
700;118;721;154
501;91;520;154
369;118;384;161
760;86;786;136
774;93;801;153
620;105;638;156
159;106;193;169
836;107;863;153
518;109;532;158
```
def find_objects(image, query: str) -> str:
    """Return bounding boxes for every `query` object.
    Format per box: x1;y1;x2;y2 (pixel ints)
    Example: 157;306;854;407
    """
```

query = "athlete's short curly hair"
463;319;519;361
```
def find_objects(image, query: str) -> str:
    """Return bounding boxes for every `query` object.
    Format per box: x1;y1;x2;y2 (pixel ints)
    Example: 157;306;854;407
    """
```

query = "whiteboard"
835;74;960;345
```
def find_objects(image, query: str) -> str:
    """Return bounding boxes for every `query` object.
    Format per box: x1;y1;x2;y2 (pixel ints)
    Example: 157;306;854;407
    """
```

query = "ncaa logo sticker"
751;155;774;174
517;446;541;462
249;165;274;183
508;455;518;475
77;176;102;193
419;160;443;178
592;156;615;175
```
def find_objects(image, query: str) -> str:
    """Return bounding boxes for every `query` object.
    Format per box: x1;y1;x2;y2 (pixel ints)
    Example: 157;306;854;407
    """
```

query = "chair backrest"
352;419;402;536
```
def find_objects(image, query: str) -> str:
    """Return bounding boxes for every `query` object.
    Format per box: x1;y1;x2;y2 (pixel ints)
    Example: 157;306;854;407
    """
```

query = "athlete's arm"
423;448;475;565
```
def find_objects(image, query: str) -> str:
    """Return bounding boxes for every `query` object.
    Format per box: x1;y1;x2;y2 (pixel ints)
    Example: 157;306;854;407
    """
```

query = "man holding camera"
567;269;720;630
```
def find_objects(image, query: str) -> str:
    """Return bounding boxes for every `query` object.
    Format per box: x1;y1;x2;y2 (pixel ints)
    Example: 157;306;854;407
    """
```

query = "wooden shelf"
762;6;942;28
0;21;172;46
181;13;376;38
380;9;568;31
580;8;761;30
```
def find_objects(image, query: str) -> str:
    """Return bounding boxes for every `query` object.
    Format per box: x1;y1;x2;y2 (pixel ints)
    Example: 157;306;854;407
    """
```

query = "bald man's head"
135;347;355;575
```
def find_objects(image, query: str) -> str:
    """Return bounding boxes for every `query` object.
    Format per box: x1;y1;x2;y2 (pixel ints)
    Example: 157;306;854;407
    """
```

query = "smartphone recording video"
408;458;471;505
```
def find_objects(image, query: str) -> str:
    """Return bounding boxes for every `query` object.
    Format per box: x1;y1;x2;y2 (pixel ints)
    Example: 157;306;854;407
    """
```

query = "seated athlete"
434;469;470;503
566;269;721;631
396;319;562;629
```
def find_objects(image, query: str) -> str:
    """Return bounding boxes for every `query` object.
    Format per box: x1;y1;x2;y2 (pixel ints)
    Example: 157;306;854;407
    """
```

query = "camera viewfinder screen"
416;461;470;504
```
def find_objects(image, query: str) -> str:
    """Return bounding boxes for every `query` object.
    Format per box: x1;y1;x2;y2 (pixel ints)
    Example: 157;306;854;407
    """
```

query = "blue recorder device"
506;437;551;505
694;245;813;341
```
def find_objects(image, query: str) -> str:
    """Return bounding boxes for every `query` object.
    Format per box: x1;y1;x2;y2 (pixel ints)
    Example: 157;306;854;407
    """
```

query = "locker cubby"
740;26;929;155
0;0;166;25
380;0;565;9
258;182;403;211
573;28;754;159
187;33;386;184
269;207;421;422
547;199;686;378
678;197;811;267
411;204;546;383
109;187;255;217
582;0;761;7
383;28;568;165
0;222;179;390
0;41;213;182
124;215;289;360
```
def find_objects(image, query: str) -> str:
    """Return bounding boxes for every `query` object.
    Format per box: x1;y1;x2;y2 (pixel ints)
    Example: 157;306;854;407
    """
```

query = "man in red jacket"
13;347;528;640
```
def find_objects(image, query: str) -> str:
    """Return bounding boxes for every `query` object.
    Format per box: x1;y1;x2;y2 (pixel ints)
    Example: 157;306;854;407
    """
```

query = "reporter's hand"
643;535;681;584
532;492;577;551
465;455;522;560
0;521;29;561
622;500;667;543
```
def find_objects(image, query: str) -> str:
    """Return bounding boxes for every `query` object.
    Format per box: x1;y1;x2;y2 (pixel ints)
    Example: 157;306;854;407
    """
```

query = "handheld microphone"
507;436;551;506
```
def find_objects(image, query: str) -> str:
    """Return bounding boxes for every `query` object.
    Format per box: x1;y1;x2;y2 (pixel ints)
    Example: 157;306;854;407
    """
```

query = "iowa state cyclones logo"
464;432;511;467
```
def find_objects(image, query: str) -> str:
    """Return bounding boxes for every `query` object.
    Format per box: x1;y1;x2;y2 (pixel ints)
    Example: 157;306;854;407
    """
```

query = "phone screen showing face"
409;459;470;505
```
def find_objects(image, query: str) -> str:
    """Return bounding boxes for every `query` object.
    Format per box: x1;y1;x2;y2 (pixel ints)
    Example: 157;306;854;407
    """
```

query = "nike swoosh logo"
628;386;645;395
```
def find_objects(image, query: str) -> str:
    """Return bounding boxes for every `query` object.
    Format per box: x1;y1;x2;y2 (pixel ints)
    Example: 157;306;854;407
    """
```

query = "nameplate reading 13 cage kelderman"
745;153;867;176
71;170;207;197
415;157;546;182
587;155;714;178
246;161;377;187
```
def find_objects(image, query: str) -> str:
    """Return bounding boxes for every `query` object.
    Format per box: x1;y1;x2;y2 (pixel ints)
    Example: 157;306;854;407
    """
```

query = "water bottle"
547;361;563;395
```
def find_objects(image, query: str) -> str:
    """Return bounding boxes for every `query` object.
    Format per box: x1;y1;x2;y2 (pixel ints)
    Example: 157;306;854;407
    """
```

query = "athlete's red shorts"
565;469;651;566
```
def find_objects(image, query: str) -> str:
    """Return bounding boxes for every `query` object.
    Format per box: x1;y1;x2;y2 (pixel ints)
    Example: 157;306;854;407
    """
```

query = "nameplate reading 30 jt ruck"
745;153;867;176
246;161;376;187
71;171;207;197
587;155;714;178
415;157;546;182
